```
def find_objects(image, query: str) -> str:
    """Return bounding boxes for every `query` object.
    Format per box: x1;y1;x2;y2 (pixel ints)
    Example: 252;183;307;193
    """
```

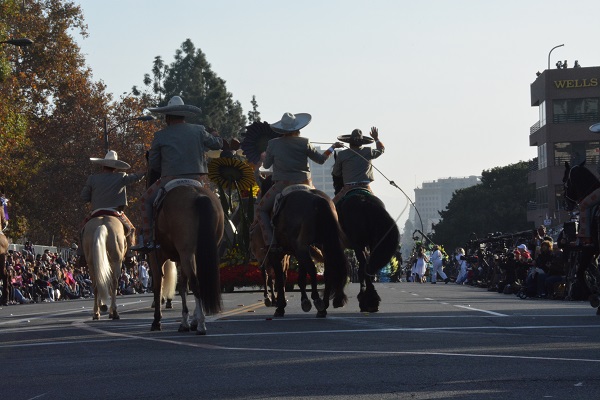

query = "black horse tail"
365;197;400;275
195;194;223;315
316;196;348;306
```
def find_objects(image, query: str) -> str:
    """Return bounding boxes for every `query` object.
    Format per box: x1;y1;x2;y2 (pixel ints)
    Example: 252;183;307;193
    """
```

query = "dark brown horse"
268;188;349;318
0;232;9;306
147;182;224;333
562;161;600;313
335;189;400;312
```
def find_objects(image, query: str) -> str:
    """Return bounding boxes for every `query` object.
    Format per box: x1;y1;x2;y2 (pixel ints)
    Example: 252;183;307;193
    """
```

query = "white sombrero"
270;112;311;134
148;96;201;118
90;150;131;170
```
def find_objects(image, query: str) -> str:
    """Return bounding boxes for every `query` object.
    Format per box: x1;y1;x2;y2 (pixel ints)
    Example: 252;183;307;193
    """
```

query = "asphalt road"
2;282;600;400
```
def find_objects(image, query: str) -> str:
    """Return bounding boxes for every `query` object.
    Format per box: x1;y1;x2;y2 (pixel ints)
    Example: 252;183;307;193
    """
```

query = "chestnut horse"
267;188;349;318
335;188;400;312
147;182;224;333
82;216;126;320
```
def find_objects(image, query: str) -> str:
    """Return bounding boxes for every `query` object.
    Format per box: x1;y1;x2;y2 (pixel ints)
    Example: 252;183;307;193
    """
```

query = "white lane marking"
454;305;508;316
17;321;598;364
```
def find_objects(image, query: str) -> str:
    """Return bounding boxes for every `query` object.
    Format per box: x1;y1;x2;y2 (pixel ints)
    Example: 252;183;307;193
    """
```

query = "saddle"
272;184;313;222
337;187;372;206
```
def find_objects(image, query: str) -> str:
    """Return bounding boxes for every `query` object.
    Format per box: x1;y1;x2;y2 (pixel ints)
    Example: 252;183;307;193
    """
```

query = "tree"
431;161;534;251
247;95;261;124
138;39;247;139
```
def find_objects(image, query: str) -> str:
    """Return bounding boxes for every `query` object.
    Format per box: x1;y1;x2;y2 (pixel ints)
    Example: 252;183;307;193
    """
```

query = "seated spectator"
526;240;553;297
545;246;568;299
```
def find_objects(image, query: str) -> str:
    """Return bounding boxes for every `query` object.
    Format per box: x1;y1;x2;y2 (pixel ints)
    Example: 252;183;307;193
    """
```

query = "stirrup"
130;241;157;253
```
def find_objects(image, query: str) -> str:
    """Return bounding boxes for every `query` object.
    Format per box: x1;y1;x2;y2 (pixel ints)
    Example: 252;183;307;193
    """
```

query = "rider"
254;112;342;252
79;150;145;263
331;127;385;204
130;96;222;252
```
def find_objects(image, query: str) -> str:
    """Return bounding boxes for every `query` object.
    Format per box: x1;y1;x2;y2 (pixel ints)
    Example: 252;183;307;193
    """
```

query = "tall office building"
412;176;481;234
308;146;336;198
529;64;600;228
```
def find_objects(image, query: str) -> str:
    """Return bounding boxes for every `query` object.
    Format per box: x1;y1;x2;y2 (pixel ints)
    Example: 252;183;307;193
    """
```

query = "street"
2;282;600;399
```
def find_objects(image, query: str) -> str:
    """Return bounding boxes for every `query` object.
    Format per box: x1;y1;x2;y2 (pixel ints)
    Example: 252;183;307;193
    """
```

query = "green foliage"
248;95;261;124
140;39;247;140
431;161;534;252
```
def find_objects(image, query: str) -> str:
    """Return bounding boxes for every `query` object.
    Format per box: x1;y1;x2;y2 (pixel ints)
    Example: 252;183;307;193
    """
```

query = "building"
528;64;600;228
412;176;481;234
308;146;335;198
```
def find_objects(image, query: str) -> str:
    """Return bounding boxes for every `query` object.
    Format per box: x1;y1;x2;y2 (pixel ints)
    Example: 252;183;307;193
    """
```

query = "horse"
335;188;400;312
562;160;600;313
250;225;290;307
82;216;126;320
267;187;349;318
147;182;224;333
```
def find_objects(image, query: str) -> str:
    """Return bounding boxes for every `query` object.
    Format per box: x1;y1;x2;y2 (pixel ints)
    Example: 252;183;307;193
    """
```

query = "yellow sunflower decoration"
208;157;256;190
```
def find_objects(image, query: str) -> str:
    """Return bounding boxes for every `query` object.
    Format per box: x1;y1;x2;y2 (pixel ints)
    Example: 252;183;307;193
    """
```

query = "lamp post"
547;44;564;70
0;38;34;47
104;115;154;153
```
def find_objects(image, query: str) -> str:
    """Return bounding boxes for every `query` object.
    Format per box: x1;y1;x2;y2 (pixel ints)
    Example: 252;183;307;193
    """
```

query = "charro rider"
78;150;145;264
131;96;222;252
574;122;600;248
254;112;343;252
331;127;385;204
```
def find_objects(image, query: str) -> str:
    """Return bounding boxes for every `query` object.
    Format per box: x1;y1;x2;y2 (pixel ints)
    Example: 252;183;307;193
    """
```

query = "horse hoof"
313;298;325;312
301;298;312;312
151;322;161;331
93;315;99;320
196;329;207;336
274;308;285;318
264;297;272;307
100;304;108;313
165;299;173;309
590;294;600;309
178;325;190;333
316;310;327;318
190;322;198;331
112;313;120;320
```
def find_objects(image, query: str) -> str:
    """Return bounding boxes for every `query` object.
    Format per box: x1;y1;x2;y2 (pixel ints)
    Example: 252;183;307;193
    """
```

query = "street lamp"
104;115;154;153
0;38;34;47
547;44;564;70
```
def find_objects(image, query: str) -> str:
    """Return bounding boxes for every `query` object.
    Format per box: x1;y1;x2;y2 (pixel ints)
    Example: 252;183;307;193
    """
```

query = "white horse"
82;216;126;320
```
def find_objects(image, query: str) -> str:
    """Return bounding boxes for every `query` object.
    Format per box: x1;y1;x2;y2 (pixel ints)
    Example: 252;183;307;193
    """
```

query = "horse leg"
178;273;191;332
296;259;311;312
192;296;207;335
356;249;380;312
109;261;120;320
270;252;287;317
262;266;272;307
92;286;100;320
149;254;164;331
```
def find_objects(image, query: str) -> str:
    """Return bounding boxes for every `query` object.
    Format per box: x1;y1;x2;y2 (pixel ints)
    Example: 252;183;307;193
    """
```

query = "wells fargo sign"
553;78;598;89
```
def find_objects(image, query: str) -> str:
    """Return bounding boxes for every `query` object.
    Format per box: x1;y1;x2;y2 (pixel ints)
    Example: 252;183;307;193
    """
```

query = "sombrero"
270;112;311;134
337;129;374;145
90;150;131;170
590;122;600;133
148;96;201;118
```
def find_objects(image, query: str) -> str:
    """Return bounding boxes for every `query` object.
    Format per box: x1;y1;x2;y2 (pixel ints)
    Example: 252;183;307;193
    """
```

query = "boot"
130;234;156;253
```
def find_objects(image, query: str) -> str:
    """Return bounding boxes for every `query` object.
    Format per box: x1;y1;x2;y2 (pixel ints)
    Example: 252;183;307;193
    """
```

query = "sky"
72;0;600;227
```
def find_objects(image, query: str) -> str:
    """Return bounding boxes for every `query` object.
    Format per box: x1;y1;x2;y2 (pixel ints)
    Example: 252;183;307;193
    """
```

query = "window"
538;143;547;169
540;101;546;127
553;141;600;166
553;97;600;123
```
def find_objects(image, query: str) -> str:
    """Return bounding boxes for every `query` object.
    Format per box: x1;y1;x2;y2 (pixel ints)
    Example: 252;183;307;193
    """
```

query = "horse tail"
195;195;223;315
316;197;348;305
92;225;111;305
366;198;400;275
162;260;177;300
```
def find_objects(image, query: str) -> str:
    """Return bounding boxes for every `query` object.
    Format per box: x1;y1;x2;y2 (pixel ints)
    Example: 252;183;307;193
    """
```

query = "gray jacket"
263;136;329;182
81;172;144;211
149;123;223;177
332;146;384;184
